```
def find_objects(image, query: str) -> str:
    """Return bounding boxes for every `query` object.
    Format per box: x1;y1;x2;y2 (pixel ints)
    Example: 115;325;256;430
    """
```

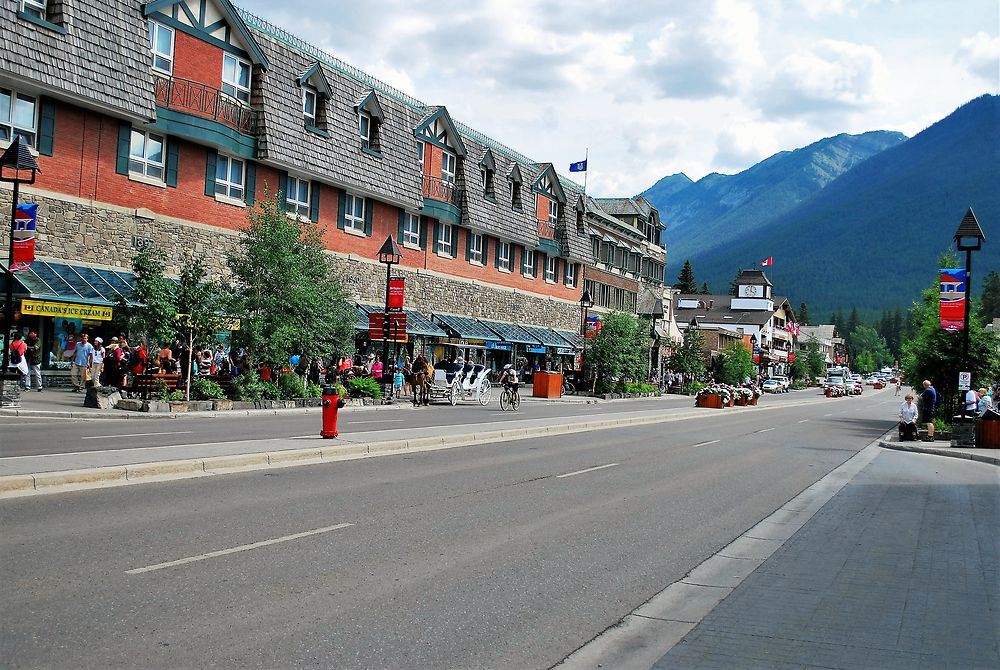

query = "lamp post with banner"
377;235;402;404
953;208;985;419
580;289;593;392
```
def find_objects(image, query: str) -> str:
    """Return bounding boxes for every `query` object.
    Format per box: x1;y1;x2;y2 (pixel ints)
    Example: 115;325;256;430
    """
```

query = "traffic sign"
958;371;971;391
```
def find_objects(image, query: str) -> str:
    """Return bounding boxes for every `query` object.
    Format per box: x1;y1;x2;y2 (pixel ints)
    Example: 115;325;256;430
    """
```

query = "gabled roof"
594;197;642;217
414;106;467;157
298;62;333;98
479;148;496;171
737;269;773;287
675;294;775;327
532;163;568;204
144;0;269;69
355;89;385;123
507;162;524;183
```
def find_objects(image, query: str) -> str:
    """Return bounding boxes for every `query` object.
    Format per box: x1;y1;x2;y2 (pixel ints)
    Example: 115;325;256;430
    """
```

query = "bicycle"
499;384;520;411
562;378;575;396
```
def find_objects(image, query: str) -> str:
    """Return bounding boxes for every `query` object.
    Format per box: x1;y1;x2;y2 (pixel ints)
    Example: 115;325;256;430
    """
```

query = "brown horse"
409;355;431;406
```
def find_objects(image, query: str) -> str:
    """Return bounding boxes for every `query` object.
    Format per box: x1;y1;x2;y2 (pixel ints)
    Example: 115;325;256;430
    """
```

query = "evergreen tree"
798;302;810;325
728;268;744;296
980;270;1000;325
700;282;711;295
890;306;904;360
675;260;698;294
802;334;826;380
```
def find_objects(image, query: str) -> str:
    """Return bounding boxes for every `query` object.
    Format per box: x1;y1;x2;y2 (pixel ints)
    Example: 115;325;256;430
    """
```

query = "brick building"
1;0;666;376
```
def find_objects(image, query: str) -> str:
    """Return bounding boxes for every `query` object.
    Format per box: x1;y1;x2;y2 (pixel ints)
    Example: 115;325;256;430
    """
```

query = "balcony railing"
422;174;464;207
537;220;556;240
154;74;258;135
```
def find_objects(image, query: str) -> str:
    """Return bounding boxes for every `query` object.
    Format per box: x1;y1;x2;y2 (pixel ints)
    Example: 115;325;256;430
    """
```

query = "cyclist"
499;363;520;407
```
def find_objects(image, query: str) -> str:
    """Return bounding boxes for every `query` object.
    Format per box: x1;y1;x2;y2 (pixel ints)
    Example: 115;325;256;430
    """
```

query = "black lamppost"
377;235;402;405
954;208;986;418
1;137;40;407
580;289;593;390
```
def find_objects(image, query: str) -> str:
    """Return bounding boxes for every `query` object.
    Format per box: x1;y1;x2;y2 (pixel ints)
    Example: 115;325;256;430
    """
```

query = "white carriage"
428;362;493;406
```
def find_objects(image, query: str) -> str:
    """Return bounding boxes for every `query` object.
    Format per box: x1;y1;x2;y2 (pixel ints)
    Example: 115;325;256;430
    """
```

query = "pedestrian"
118;336;131;387
7;331;29;389
24;331;42;391
71;333;94;391
372;354;383;381
895;377;902;396
103;337;121;388
976;387;992;415
156;342;174;373
920;380;937;440
90;337;105;387
898;393;919;441
964;385;981;415
393;367;404;398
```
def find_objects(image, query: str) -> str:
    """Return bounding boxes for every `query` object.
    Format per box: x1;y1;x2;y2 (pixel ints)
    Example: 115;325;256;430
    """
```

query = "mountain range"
642;94;999;319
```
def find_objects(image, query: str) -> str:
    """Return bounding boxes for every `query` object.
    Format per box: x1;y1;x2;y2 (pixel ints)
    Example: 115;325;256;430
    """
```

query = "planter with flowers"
696;385;731;409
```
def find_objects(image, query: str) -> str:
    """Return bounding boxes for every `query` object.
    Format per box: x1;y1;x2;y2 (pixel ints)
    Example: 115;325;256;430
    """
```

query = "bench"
205;374;234;395
127;373;181;399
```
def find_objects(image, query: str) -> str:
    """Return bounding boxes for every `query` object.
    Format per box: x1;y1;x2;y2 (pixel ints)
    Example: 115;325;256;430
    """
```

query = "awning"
519;325;573;348
2;260;140;306
478;319;540;345
552;328;583;349
356;304;447;337
432;313;500;341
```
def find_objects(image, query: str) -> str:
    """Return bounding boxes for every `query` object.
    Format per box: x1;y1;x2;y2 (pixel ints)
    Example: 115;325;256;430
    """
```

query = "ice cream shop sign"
20;299;113;321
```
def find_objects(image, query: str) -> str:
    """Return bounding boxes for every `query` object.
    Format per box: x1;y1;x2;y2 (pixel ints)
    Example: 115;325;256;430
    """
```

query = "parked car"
846;380;863;395
762;379;782;394
770;375;790;392
865;376;879;385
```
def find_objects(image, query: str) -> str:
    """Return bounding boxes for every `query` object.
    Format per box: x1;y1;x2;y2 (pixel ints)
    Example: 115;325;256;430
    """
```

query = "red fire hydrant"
321;386;346;438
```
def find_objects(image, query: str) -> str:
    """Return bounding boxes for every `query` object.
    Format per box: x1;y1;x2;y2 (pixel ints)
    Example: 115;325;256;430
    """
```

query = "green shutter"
165;138;179;187
572;262;579;288
494;238;501;268
309;180;320;222
276;171;288;211
432;222;440;253
336;188;346;230
520;246;527;274
464;229;472;261
38;98;56;156
204;149;217;196
397;208;405;242
418;216;427;249
116;122;131;175
482;236;490;267
363;198;373;236
244;161;256;205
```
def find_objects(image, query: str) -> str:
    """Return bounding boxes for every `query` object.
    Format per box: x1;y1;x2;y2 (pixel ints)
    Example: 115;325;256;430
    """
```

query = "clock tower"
731;270;773;311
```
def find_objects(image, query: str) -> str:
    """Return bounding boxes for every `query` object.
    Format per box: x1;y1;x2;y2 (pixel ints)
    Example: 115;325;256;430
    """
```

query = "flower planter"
696;394;724;409
734;397;746;406
750;396;758;405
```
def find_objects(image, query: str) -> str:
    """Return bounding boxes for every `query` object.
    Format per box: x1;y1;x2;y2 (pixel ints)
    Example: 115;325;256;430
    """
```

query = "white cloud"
758;40;889;119
713;124;783;171
798;0;884;19
954;32;1000;86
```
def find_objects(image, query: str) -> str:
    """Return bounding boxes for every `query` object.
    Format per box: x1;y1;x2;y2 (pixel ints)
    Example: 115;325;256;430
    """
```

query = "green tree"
801;334;826;380
175;255;224;399
849;324;891;373
980;270;1000;325
226;196;356;370
728;268;743;296
700;282;711;295
798;302;810;325
901;252;1000;416
116;244;176;347
720;342;754;385
676;260;697;294
583;311;647;394
668;325;706;376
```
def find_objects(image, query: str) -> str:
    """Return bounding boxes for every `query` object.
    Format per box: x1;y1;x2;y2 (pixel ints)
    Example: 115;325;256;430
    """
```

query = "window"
303;87;317;126
416;142;424;173
149;21;174;74
436;223;453;256
128;129;165;181
215;154;245;200
359;111;371;148
523;249;535;277
548;199;558;226
344;192;365;232
498;241;511;272
286;175;310;218
544;255;557;283
222;54;251;104
481;167;494;197
402;213;420;247
21;0;46;20
510;179;522;209
564;262;577;287
441;150;456;185
0;88;37;146
469;232;483;264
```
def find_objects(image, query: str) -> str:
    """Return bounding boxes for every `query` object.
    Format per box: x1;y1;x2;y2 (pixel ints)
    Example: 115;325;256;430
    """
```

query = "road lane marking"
81;431;193;440
340;419;405;424
798;419;810;423
824;413;833;417
557;463;619;478
755;428;775;433
691;439;720;447
125;523;353;574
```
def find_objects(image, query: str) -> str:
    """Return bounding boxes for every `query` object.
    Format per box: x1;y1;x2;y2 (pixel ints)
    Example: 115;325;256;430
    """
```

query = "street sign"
368;312;407;342
388;277;405;311
958;371;971;391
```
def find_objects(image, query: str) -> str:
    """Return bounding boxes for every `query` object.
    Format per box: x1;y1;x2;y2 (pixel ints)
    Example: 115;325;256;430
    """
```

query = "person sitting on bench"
898;393;919;441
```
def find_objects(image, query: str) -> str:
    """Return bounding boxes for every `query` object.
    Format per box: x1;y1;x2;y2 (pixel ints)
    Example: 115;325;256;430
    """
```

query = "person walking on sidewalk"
24;331;42;391
90;337;105;387
7;331;29;389
895;377;902;396
920;379;937;440
71;333;94;392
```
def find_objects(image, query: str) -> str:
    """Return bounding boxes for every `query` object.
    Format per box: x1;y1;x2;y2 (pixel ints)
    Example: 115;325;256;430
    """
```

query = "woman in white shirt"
898;394;919;441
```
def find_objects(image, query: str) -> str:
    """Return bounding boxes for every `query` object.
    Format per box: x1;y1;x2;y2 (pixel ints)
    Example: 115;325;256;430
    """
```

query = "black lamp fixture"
954;208;986;418
376;235;402;404
1;136;41;389
579;289;593;337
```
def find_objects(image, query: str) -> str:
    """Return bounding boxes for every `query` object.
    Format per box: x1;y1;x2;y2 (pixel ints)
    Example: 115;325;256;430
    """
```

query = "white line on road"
755;428;775;433
80;431;193;440
798;419;810;423
824;413;833;417
556;463;619;478
691;439;720;447
125;523;353;574
341;419;405;424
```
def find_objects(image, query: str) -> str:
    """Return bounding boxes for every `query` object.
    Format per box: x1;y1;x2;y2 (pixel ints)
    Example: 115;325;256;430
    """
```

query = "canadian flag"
760;256;773;266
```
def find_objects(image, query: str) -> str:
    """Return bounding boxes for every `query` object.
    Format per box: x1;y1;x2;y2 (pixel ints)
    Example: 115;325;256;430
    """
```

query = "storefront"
478;319;542;371
354;304;446;367
431;313;500;368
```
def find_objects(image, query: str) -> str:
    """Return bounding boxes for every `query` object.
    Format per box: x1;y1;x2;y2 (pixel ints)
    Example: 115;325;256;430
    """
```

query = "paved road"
0;391;902;668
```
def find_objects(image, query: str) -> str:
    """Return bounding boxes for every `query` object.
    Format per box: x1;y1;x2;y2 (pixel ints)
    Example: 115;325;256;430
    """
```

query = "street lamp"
377;235;402;405
954;207;986;418
580;289;593;391
1;137;40;407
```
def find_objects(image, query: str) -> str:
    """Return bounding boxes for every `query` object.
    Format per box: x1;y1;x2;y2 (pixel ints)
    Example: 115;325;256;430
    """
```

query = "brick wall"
172;30;225;90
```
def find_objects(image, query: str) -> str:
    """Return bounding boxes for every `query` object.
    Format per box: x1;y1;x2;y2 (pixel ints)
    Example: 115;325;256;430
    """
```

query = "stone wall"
1;186;578;330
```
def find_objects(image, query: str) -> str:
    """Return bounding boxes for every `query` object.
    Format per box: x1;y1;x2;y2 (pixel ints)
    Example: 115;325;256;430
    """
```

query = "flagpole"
583;147;589;206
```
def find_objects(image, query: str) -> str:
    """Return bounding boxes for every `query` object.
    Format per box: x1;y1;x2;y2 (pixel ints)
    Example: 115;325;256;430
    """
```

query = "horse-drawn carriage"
409;358;493;406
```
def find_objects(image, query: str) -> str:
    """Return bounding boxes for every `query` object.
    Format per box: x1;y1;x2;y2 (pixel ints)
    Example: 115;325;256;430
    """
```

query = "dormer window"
303;87;317;126
441;150;457;186
417;142;425;173
478;150;497;199
21;0;46;19
298;63;332;133
149;21;174;75
222;54;251;104
510;179;522;210
359;111;371;148
355;90;385;154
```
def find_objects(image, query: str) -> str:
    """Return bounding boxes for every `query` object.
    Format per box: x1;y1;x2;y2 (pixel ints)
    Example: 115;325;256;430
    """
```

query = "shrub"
347;376;382;399
277;372;306;400
683;381;706;395
932;417;952;433
230;370;273;401
305;382;323;398
154;378;183;402
259;381;280;400
191;376;226;400
624;382;657;394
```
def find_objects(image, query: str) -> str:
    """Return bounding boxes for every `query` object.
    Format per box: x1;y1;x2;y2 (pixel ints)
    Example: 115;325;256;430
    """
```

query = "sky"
235;0;1000;197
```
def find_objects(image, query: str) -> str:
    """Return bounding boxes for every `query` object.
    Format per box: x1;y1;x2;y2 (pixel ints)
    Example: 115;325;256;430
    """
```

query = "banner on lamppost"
388;277;405;311
11;204;37;270
584;314;600;338
368;312;407;342
939;267;965;332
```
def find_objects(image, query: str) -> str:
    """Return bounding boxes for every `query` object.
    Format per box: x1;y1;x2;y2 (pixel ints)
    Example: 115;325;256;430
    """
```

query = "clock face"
746;285;758;296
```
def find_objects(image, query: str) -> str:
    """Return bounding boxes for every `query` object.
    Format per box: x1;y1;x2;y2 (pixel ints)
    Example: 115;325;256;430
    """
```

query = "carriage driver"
499;363;520;405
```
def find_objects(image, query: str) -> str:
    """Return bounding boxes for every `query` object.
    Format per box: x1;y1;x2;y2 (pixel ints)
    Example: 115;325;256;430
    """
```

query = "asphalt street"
0;391;904;668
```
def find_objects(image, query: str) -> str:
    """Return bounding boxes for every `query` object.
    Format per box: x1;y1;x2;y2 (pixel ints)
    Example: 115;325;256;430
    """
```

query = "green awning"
478;319;540;345
520;325;573;348
432;313;500;341
552;328;584;349
537;239;561;257
2;260;139;306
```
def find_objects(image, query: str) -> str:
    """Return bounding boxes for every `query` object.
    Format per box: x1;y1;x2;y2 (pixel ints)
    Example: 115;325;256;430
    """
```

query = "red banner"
368;312;407;342
11;204;37;270
939;268;965;332
388;277;405;311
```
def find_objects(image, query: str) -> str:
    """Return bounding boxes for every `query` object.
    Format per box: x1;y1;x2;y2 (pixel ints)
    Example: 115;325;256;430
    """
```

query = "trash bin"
975;409;1000;448
532;371;563;398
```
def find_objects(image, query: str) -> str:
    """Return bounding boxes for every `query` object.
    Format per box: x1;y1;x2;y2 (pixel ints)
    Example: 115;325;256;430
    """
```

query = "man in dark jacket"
920;380;938;440
24;331;42;391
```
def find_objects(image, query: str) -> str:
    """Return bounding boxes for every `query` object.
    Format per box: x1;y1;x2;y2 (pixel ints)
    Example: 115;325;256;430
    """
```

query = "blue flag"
569;159;587;172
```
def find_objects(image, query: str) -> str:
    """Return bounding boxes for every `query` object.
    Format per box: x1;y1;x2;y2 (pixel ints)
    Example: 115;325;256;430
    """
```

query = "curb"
879;440;1000;466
